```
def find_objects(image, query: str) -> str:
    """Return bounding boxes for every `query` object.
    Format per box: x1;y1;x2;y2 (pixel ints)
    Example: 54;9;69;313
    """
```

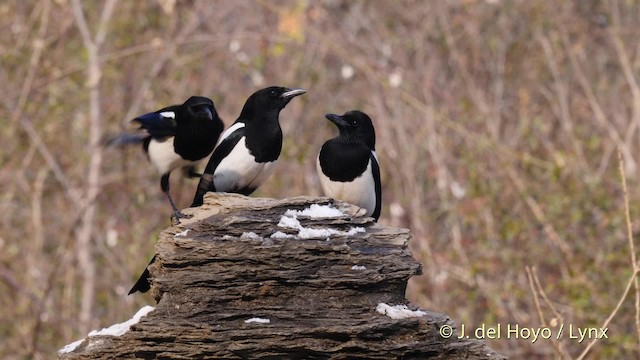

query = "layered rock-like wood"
59;194;505;359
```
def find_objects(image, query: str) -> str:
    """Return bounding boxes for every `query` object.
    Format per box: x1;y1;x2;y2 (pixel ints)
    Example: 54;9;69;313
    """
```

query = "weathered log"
59;193;505;359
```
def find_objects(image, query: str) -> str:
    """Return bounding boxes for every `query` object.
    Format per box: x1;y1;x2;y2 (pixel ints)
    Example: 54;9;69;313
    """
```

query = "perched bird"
191;86;306;207
109;96;224;219
128;87;305;296
316;110;381;221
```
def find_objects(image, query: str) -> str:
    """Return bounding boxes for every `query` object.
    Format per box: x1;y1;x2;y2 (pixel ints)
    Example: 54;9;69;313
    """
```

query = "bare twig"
0;265;39;302
505;167;574;267
435;3;490;117
9;0;50;128
525;267;545;323
255;0;553;171
531;268;564;325
525;266;571;359
20;118;82;203
29;168;48;282
610;1;640;152
573;148;640;359
25;168;48;358
576;264;640;359
617;147;640;354
71;0;119;334
536;31;588;171
563;27;636;175
120;6;205;121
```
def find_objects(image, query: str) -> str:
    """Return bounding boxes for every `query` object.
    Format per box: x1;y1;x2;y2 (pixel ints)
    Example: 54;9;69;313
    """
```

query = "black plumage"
317;110;381;221
109;96;223;219
129;87;304;296
128;255;155;295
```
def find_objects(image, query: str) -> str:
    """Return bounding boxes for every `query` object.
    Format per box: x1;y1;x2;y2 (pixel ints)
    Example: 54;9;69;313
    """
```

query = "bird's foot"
171;210;193;223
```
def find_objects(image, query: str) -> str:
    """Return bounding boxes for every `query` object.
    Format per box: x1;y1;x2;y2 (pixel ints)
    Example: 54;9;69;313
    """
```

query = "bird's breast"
316;156;377;217
148;137;197;174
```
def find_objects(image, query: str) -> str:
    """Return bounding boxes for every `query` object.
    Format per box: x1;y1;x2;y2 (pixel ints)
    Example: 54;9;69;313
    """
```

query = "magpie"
109;96;223;219
316;110;382;221
128;87;304;296
191;86;306;207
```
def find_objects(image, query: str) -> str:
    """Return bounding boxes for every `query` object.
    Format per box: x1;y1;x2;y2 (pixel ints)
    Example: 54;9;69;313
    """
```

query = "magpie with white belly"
190;86;306;207
128;87;304;296
317;110;381;221
108;96;223;219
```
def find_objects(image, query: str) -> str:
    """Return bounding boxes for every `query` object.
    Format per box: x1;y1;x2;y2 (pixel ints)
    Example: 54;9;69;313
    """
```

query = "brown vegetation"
2;0;640;358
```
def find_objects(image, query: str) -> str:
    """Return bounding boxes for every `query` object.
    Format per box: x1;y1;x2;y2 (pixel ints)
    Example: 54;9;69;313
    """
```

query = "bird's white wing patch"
218;122;245;145
159;111;175;119
371;150;379;162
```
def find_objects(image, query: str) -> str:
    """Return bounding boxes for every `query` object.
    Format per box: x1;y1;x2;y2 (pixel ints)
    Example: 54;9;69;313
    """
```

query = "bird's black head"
182;96;218;121
240;86;306;119
325;110;376;150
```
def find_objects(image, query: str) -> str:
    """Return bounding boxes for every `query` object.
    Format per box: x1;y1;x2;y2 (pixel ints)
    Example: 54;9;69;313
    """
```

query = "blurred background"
3;0;640;358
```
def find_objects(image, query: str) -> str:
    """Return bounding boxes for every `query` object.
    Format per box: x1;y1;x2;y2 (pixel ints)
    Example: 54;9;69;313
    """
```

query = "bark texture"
59;193;505;359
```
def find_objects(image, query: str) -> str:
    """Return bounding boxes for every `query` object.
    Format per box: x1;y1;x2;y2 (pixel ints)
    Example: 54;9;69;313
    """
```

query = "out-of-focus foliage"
2;0;640;358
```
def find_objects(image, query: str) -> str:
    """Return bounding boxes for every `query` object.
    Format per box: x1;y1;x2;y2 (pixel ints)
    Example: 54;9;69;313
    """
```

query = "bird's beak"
325;113;348;128
281;88;306;99
205;107;213;120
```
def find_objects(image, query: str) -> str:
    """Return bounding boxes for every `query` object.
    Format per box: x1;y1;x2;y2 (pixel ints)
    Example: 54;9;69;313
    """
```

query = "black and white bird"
191;86;306;207
109;96;223;219
317;110;381;221
128;87;304;296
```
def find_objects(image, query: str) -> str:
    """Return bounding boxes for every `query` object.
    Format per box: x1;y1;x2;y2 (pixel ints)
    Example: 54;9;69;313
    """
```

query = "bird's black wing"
133;105;179;138
191;125;246;206
370;152;382;221
128;255;156;295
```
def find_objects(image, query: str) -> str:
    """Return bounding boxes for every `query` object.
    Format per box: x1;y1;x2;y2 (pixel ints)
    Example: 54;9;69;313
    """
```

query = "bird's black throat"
319;139;370;182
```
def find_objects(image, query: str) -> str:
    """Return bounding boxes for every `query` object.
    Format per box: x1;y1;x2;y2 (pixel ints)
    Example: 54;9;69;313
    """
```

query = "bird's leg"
161;173;189;219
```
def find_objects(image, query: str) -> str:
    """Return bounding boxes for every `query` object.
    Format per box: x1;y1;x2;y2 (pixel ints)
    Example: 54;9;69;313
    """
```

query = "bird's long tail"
128;255;156;295
191;173;214;207
104;132;148;147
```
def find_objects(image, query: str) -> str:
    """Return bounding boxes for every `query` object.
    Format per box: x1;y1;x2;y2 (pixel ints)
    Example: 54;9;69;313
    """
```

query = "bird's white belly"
316;157;376;217
214;137;276;192
148;137;196;174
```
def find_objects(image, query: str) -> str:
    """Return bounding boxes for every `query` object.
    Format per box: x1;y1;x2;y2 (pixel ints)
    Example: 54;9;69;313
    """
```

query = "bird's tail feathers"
103;132;149;147
191;173;215;207
128;255;156;295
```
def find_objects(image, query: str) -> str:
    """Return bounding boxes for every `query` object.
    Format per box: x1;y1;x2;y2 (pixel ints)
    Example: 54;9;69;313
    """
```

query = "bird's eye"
269;90;278;97
352;120;359;126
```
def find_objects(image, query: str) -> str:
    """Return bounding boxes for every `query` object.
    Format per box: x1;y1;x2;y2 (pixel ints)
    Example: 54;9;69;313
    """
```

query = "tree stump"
59;193;505;359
